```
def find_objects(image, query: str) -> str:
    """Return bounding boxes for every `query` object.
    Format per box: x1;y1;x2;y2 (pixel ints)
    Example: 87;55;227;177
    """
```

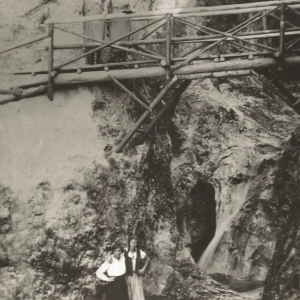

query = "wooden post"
171;15;175;58
262;10;268;31
279;3;285;61
165;13;172;79
262;9;268;45
115;76;178;153
48;23;54;100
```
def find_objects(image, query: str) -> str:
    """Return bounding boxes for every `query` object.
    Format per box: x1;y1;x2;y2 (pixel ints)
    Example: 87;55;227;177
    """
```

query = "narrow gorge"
0;1;299;300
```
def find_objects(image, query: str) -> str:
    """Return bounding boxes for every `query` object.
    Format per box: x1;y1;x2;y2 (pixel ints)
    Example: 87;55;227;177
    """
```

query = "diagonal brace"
251;69;300;115
54;16;165;70
108;75;152;112
269;13;297;28
176;18;261;56
172;7;278;71
140;20;167;40
116;76;178;153
175;17;275;52
286;5;300;19
54;26;164;62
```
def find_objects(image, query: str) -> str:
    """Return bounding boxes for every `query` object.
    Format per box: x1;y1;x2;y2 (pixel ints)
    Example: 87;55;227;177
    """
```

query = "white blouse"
96;255;126;281
125;248;146;271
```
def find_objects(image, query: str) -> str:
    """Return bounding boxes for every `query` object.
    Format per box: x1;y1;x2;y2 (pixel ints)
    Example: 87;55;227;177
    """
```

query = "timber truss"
1;0;300;152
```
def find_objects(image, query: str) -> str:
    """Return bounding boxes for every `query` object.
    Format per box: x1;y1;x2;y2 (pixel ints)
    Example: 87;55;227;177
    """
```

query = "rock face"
262;128;300;300
1;1;300;300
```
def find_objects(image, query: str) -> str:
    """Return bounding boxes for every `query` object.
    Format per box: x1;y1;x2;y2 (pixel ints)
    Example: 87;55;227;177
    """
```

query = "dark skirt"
106;275;129;300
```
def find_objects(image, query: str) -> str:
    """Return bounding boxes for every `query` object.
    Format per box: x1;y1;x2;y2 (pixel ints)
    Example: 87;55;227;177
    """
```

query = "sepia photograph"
0;0;299;299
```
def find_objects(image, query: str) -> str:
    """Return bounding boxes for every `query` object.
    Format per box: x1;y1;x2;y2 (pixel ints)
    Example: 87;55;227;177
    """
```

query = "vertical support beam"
279;3;286;61
48;23;54;100
165;13;172;79
262;9;268;45
248;12;255;46
115;76;177;153
170;15;175;59
262;10;267;31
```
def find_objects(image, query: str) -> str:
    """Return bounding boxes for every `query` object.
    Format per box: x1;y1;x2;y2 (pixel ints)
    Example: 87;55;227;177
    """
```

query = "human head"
128;235;138;251
111;244;123;258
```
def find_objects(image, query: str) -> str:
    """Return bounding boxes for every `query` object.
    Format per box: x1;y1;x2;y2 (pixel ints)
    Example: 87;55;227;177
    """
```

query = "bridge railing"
1;0;300;100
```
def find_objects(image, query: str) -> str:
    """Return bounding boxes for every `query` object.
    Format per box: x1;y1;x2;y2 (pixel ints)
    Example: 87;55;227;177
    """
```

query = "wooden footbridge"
1;0;300;152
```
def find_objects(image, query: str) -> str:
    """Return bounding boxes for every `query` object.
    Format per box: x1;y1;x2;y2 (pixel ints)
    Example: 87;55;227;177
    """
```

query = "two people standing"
82;0;134;64
96;236;150;300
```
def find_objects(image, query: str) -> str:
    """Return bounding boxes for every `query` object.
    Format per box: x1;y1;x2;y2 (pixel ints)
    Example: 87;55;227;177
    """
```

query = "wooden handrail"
53;16;166;70
44;1;300;24
172;8;278;71
38;28;300;50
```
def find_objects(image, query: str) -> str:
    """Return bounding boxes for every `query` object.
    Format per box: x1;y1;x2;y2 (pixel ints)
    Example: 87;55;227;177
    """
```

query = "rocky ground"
1;1;300;300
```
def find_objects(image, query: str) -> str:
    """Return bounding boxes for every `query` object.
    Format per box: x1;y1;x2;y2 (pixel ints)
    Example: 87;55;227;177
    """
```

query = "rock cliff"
0;1;300;300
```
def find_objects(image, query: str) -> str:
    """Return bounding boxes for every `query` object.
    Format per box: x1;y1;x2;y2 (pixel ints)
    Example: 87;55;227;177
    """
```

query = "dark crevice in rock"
176;179;216;262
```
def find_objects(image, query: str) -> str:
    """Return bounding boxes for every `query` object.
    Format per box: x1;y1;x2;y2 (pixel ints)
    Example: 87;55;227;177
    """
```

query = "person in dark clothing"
124;236;150;300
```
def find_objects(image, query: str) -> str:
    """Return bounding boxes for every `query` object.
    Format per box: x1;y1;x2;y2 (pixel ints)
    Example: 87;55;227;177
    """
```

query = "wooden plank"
115;76;178;153
0;34;48;54
44;1;300;24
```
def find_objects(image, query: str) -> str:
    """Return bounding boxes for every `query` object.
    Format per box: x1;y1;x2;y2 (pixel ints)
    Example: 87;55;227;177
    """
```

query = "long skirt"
126;274;145;300
106;275;129;300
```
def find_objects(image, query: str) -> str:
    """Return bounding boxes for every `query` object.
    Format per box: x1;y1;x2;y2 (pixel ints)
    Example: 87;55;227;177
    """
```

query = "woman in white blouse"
96;244;129;300
125;236;150;300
